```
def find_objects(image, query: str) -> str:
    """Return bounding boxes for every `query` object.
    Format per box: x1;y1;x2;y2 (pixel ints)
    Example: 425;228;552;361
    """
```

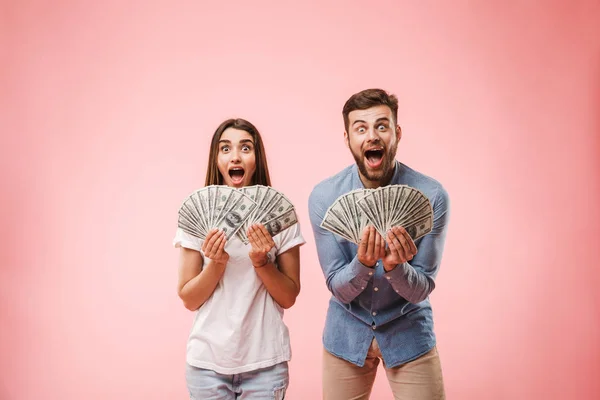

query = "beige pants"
322;339;445;400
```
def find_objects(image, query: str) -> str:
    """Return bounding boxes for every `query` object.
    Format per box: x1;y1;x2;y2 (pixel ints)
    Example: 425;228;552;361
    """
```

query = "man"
308;88;450;399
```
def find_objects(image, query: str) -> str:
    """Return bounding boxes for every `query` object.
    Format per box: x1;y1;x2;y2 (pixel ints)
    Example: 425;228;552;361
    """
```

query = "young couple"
173;88;450;400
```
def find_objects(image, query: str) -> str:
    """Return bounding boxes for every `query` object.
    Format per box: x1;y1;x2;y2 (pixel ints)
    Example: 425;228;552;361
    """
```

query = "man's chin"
359;160;396;184
358;164;384;181
365;171;385;182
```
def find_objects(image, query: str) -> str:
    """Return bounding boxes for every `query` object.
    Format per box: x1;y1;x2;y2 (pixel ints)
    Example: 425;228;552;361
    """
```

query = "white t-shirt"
173;223;305;374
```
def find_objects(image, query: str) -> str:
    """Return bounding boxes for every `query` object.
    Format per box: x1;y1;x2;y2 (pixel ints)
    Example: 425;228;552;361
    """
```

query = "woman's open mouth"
228;167;245;185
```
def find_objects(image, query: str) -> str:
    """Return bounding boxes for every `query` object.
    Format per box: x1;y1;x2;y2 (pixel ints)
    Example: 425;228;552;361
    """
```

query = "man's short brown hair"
342;88;399;131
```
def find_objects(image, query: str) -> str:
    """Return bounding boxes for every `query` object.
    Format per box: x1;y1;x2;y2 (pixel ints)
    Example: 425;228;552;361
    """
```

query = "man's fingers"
378;234;386;259
388;230;407;263
358;226;370;257
373;230;381;261
366;226;375;256
394;227;416;260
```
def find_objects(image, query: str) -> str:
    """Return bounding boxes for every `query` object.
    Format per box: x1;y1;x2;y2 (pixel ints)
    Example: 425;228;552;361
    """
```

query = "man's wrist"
383;262;398;272
358;258;376;268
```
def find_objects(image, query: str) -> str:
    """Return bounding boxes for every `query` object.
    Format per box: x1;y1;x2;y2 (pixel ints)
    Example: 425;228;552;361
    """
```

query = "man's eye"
378;124;387;130
357;127;366;133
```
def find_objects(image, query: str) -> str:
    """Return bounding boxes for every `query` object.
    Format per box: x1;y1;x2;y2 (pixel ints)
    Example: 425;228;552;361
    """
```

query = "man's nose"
366;127;380;142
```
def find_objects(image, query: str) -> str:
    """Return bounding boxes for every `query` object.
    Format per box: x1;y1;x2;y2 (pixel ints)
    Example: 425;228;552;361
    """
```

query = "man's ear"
344;130;350;148
396;125;402;142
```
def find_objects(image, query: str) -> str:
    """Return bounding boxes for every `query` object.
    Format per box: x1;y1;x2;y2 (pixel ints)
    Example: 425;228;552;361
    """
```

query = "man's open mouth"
364;148;384;168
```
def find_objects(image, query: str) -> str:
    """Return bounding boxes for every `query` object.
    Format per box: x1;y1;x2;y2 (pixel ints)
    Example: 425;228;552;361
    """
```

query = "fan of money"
320;185;433;244
177;185;298;244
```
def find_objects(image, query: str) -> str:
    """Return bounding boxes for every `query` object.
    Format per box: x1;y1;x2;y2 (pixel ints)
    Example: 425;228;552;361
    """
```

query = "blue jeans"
185;362;289;399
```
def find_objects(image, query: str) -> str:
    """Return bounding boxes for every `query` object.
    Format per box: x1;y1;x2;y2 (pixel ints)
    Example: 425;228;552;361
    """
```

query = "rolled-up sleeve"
309;188;373;304
384;186;450;303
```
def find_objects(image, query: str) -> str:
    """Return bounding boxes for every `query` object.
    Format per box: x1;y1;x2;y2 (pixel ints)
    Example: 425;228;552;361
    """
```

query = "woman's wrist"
252;253;272;269
207;259;227;269
253;259;270;268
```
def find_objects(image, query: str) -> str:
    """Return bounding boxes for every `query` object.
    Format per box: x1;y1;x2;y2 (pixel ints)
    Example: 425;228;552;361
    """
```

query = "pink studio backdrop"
1;1;599;399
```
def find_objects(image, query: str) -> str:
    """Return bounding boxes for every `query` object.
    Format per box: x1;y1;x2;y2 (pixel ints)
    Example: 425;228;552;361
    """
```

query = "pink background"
2;1;599;399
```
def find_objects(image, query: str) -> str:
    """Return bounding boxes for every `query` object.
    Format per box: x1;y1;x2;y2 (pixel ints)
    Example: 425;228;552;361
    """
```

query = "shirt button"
372;325;376;330
361;287;365;290
374;287;379;292
396;290;399;293
386;276;391;280
368;272;373;276
372;311;377;316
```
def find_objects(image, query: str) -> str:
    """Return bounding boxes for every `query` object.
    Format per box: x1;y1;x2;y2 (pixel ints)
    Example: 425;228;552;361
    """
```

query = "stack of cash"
320;185;433;244
177;185;298;243
236;185;298;243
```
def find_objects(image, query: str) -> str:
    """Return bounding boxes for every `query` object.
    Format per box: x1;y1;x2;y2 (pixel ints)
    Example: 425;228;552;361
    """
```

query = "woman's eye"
221;146;230;152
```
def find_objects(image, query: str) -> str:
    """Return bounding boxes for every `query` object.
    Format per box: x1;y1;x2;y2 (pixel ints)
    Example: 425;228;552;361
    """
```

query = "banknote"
177;185;299;245
321;185;434;245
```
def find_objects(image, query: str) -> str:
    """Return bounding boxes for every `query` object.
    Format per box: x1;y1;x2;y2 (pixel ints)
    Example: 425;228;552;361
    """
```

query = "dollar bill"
178;203;203;231
214;193;257;239
260;193;293;223
187;193;208;233
321;185;434;245
356;193;385;237
263;208;298;236
404;214;433;240
178;185;299;244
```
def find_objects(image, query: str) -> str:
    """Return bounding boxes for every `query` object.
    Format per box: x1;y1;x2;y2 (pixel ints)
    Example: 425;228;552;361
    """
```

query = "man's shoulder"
399;163;449;204
309;165;355;208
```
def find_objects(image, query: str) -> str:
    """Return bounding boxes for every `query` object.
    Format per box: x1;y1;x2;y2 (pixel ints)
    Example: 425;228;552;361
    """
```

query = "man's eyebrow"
352;117;391;126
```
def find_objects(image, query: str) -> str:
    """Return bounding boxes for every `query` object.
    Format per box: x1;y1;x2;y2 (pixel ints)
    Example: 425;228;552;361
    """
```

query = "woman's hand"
247;224;275;268
201;229;229;267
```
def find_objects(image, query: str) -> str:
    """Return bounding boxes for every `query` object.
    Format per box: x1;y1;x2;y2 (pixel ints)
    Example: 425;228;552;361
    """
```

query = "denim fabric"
186;361;288;399
308;161;450;368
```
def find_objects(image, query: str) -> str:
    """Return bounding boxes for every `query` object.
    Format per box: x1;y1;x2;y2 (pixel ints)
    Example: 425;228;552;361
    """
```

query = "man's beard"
351;142;398;185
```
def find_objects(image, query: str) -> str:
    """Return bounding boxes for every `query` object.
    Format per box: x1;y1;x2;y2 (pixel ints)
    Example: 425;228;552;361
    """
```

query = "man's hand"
357;226;385;267
383;226;417;271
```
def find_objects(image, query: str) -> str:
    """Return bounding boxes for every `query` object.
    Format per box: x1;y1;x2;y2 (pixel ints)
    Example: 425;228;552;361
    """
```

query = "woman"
173;118;304;399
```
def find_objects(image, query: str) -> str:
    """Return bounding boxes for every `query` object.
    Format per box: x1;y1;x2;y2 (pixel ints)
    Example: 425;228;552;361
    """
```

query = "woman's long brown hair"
205;118;272;187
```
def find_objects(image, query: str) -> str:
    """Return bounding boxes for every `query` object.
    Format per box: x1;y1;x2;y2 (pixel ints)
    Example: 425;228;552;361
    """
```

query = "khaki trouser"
322;339;445;400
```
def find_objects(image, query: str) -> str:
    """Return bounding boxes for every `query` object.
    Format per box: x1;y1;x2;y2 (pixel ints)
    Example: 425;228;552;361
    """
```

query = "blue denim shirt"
308;161;450;368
